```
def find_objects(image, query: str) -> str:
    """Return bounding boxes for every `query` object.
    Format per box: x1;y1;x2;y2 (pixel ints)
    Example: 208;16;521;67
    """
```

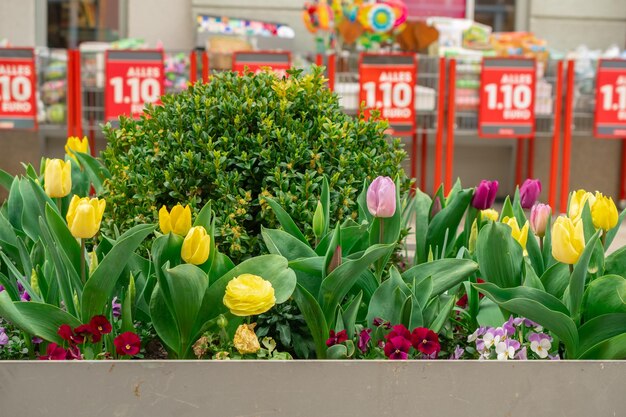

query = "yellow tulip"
44;159;72;198
591;192;619;231
159;204;191;236
233;323;261;354
568;189;595;222
502;216;529;251
65;136;90;161
66;195;106;239
552;216;585;264
181;226;210;265
223;273;276;316
481;209;499;222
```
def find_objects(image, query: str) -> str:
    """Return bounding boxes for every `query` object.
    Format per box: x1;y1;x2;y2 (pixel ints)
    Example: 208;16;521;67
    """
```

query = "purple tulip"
530;203;551;238
471;180;499;210
366;176;396;218
520;179;542;209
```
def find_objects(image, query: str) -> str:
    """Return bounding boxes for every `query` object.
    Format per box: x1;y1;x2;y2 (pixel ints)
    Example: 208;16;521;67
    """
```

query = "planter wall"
1;360;625;417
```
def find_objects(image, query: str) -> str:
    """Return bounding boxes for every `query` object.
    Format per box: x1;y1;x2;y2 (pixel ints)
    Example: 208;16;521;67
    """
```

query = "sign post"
0;48;37;130
358;53;417;136
594;59;626;138
232;51;291;77
479;58;536;138
105;50;164;123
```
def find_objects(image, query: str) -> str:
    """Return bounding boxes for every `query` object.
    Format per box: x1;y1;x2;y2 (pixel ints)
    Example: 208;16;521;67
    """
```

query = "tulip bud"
181;226;211;265
216;314;228;329
66;195;106;239
468;219;478;254
65;136;90;161
312;201;325;239
366;176;396;218
591;192;618;231
568;189;595;222
430;196;442;220
519;179;542;209
471;180;498;210
30;269;41;297
502;216;529;252
159;204;192;236
552;216;585;265
44;159;72;198
530;203;551;238
480;209;499;222
327;245;342;274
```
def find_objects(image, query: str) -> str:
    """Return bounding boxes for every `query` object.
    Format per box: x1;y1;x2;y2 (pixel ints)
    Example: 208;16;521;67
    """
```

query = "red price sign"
358;53;417;136
105;50;164;123
232;51;291;77
594;59;626;138
0;48;37;130
479;58;536;138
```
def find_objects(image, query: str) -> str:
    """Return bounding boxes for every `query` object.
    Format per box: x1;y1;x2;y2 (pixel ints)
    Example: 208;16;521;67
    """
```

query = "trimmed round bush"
101;67;406;262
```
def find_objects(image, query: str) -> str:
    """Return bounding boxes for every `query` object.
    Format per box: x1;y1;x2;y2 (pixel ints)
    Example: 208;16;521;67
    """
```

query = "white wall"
529;0;626;50
0;0;36;46
127;0;195;49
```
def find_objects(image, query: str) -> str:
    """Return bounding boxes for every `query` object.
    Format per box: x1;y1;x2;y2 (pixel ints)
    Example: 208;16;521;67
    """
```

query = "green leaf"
261;227;316;260
161;263;209;358
413;189;432;264
402;258;478;296
578;313;626;356
341;291;362;338
0;291;81;344
292;284;328;359
430;295;454;333
526;232;545;277
81;224;155;321
0;168;14;193
414;276;433;310
567;230;601;319
474;282;578;357
7;178;23;230
208;252;235;285
323;224;341;280
605;245;626;278
366;266;409;326
192;201;212;230
476;298;505;328
523;258;544;290
150;284;180;355
500;196;514;220
426;188;472;258
540;263;570;299
476;222;523;288
45;204;80;276
577;333;626;359
265;197;308;245
73;152;111;195
582;275;626;321
0;212;18;247
121;286;134;334
356;179;373;224
319;244;394;325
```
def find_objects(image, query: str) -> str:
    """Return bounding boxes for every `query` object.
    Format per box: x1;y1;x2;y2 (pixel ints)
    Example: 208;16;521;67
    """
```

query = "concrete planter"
1;360;625;416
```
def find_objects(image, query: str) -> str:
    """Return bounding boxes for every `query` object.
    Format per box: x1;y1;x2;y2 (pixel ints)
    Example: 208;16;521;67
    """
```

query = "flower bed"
0;69;625;362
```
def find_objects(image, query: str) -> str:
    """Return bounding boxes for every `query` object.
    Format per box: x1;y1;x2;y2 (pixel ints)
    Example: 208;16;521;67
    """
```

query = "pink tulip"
367;176;396;218
530;203;551;238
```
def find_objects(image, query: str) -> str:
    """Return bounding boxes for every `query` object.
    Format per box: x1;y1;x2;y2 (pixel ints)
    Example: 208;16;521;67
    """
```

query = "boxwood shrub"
101;67;406;262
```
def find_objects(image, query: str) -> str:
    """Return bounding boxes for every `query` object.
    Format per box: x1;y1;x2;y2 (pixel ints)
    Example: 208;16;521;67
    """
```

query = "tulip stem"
379;219;384;244
80;239;86;284
539;237;543;253
601;232;607;249
569;264;574;275
56;197;62;214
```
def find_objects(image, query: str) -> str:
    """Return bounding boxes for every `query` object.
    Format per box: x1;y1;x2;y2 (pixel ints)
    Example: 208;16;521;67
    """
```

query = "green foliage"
101;67;407;263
